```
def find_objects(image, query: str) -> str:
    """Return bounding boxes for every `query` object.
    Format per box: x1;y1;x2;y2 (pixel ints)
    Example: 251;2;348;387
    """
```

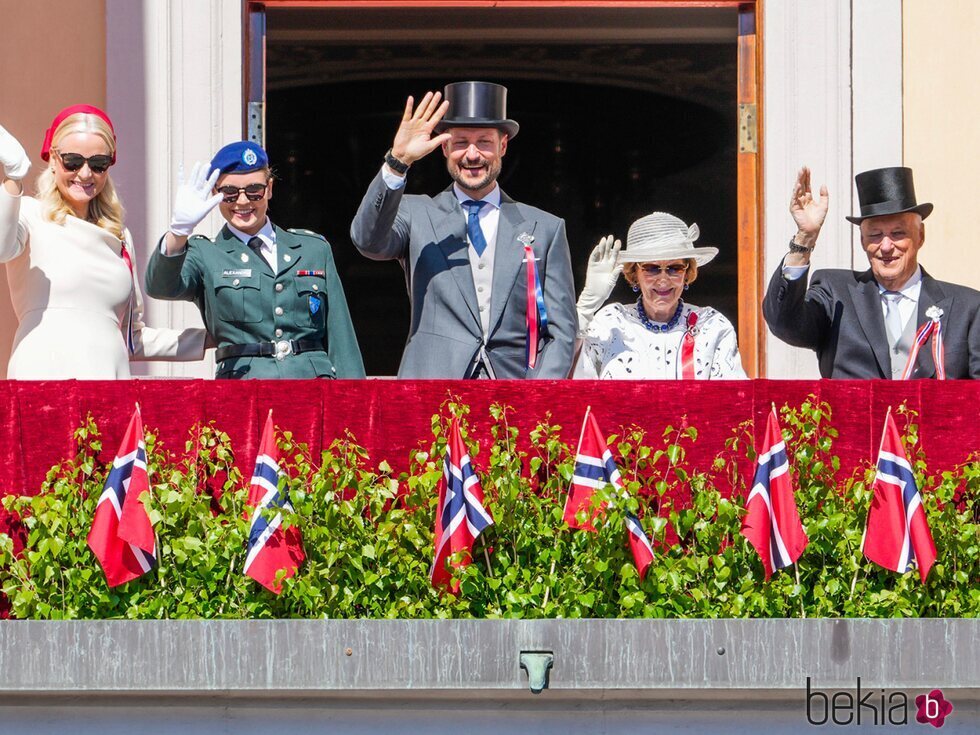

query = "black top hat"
845;166;933;224
434;81;520;139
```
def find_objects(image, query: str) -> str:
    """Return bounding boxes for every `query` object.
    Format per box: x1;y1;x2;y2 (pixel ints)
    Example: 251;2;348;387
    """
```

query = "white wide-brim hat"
618;212;719;267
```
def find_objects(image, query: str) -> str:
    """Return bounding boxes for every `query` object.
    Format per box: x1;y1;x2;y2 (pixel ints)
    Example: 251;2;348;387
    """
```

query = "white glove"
0;124;31;181
576;235;623;333
169;162;222;237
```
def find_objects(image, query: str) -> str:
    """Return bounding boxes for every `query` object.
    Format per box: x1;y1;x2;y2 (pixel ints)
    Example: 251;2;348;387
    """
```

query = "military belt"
216;339;322;362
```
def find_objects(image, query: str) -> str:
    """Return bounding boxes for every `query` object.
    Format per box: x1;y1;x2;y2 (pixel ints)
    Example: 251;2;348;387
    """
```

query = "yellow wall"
903;0;980;289
0;0;106;377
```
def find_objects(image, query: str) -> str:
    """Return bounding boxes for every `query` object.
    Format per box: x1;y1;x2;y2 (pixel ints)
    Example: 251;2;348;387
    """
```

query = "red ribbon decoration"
524;243;539;369
680;311;698;380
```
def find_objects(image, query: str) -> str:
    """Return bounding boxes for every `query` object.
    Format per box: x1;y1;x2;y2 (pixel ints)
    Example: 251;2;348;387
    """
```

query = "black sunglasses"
640;263;689;277
216;183;268;203
55;151;113;174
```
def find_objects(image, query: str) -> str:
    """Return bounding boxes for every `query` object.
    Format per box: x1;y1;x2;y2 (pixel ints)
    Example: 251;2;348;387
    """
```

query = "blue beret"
209;141;269;176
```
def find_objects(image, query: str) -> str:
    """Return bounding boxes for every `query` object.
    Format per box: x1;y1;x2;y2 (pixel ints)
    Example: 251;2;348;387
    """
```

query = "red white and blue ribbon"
900;313;945;380
522;240;549;370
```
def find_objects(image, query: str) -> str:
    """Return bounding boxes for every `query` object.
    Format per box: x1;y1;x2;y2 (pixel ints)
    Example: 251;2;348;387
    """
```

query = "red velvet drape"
2;380;976;510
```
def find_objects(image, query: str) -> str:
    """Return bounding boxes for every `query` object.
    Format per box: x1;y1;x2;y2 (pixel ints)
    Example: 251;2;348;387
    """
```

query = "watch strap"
384;149;410;174
788;237;814;255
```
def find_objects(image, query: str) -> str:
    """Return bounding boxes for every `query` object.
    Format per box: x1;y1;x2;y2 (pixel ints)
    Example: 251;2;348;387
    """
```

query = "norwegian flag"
563;409;621;531
740;407;808;580
625;512;655;581
862;410;937;583
564;407;657;579
243;412;305;594
431;418;494;593
87;405;156;588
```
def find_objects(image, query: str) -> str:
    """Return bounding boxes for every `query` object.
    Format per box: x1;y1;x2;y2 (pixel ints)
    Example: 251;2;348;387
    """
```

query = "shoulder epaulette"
287;228;327;242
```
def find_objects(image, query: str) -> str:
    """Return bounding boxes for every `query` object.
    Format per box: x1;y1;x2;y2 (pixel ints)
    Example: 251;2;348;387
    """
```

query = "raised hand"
790;166;829;245
169;162;222;237
0;123;31;181
390;92;452;167
576;235;623;332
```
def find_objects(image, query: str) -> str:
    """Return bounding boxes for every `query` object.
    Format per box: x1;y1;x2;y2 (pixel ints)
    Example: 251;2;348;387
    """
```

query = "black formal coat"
763;260;980;379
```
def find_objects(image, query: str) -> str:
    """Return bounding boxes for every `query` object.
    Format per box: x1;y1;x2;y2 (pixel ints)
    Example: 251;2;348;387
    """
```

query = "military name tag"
222;269;252;278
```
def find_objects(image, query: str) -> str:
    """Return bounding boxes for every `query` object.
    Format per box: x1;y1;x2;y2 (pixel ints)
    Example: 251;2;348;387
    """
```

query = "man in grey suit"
764;166;980;379
350;82;576;378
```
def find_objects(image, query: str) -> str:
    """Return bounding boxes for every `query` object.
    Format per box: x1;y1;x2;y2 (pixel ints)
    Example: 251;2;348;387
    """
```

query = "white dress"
0;190;206;379
575;300;747;379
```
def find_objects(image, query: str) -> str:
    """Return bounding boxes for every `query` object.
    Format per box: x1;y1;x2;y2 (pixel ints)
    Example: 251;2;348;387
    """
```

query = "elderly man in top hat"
764;166;980;379
350;82;576;379
146;141;365;379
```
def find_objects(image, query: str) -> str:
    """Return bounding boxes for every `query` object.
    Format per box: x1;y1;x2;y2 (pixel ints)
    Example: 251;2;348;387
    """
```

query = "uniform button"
275;307;283;316
233;279;240;286
478;262;486;269
275;328;283;338
312;283;319;291
477;286;484;293
275;283;283;292
283;253;292;262
480;304;487;311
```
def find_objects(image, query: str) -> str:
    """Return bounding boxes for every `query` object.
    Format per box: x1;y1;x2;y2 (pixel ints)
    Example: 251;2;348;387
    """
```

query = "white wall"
106;0;243;378
762;0;903;378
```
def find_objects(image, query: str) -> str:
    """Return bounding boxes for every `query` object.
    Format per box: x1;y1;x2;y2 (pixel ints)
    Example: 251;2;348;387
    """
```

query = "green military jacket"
146;224;365;379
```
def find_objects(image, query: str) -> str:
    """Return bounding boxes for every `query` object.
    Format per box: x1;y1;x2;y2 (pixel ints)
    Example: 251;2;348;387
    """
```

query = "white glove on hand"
169;162;222;237
0;124;31;181
576;235;623;333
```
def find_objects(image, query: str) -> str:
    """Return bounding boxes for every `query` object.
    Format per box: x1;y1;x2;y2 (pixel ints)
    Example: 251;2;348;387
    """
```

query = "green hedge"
1;397;977;619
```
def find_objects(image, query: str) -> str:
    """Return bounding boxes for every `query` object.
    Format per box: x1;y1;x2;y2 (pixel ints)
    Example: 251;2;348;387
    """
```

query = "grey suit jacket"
763;259;980;379
350;170;576;378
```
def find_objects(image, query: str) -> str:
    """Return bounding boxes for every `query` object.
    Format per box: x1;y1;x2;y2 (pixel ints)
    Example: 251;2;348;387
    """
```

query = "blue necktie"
463;200;489;257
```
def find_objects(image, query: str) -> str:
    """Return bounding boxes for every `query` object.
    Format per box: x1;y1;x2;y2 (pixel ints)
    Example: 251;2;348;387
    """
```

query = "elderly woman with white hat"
573;212;746;379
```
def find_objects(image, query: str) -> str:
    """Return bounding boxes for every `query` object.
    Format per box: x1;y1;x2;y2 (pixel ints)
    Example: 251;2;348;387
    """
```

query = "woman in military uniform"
146;141;365;379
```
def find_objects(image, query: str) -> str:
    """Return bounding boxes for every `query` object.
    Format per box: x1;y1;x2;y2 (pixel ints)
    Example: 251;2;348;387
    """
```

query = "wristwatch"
788;237;814;255
384;149;410;175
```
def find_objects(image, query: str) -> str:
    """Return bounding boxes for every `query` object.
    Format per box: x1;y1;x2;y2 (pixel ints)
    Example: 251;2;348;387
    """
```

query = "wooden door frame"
244;0;766;377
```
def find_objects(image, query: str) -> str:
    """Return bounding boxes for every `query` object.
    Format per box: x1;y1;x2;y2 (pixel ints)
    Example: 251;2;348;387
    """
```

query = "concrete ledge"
0;619;976;695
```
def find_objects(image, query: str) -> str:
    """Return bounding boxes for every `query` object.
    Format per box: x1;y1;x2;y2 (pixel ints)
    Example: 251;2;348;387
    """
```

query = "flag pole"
851;406;891;599
794;563;806;618
552;407;590;611
778;401;806;617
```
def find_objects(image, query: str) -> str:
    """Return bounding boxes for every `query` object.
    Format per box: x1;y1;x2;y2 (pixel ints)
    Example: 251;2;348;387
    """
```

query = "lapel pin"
925;305;943;322
240;253;249;263
518;232;535;247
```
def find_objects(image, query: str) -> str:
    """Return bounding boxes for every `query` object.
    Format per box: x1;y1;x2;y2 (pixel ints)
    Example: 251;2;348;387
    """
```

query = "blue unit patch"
309;295;321;315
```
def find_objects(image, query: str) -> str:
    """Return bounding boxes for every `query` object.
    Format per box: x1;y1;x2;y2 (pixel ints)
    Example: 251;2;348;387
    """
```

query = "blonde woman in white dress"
573;212;746;379
0;105;205;379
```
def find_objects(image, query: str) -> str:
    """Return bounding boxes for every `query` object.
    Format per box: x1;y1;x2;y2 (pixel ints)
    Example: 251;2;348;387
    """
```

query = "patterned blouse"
575;301;747;379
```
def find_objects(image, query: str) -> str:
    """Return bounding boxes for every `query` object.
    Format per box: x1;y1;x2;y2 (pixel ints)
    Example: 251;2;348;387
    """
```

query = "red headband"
40;104;117;163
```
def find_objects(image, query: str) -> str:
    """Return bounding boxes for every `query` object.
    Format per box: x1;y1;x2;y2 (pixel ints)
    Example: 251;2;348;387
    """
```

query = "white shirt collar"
228;218;275;248
453;184;501;210
877;265;922;300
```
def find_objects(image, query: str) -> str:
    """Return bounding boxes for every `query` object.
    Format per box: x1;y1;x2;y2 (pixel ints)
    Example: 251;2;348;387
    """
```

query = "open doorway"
260;5;741;376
